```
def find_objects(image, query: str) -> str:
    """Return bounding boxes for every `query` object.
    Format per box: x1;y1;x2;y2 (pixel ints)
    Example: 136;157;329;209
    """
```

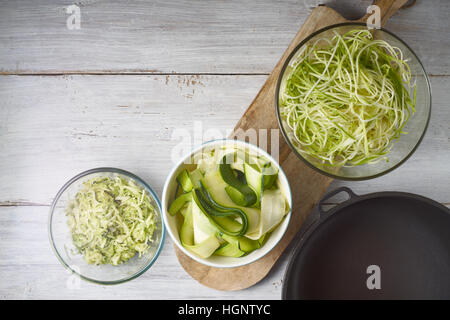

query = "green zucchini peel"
170;145;288;259
219;154;257;207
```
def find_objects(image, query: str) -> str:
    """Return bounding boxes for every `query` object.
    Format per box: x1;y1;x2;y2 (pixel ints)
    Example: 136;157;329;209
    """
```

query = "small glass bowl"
275;23;431;180
48;168;165;284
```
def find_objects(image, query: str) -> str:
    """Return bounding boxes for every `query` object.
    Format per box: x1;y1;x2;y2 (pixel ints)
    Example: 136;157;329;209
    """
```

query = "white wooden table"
0;0;449;300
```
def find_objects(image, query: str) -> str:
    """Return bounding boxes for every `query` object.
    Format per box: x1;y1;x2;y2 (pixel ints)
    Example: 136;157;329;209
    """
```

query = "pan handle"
318;187;358;216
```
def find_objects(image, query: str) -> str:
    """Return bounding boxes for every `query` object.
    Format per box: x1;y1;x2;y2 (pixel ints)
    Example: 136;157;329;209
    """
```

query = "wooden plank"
0;74;448;206
0;0;448;300
0;0;448;75
0;74;265;204
1;201;449;299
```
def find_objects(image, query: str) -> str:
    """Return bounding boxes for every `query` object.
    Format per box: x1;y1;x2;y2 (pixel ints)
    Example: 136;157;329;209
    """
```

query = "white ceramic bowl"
162;139;292;268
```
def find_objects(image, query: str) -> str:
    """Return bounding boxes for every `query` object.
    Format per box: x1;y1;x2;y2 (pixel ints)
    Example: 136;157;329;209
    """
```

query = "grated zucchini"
66;176;157;266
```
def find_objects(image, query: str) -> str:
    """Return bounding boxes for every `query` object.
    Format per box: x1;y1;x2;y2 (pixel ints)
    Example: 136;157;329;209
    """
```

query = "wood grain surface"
0;0;449;299
0;0;448;75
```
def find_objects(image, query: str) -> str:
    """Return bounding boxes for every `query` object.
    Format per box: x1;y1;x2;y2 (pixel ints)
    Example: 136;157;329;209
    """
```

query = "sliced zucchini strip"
180;201;221;259
246;189;288;240
168;191;192;216
194;184;249;237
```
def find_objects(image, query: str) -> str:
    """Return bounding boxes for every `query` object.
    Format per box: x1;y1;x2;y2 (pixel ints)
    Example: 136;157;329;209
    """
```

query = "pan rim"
281;190;450;300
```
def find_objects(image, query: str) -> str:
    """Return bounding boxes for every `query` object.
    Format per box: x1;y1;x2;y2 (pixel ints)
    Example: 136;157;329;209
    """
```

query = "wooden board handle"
359;0;408;26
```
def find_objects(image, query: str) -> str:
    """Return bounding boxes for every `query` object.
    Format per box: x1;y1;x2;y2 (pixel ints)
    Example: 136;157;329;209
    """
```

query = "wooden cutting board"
174;0;408;291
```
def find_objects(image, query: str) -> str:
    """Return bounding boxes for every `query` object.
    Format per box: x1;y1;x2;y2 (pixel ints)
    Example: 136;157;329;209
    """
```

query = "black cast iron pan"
282;187;450;300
